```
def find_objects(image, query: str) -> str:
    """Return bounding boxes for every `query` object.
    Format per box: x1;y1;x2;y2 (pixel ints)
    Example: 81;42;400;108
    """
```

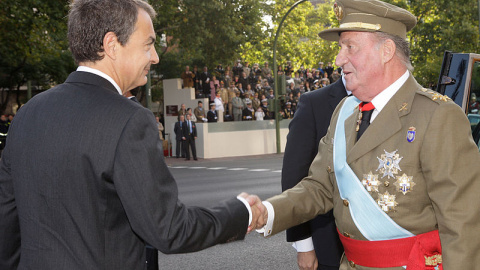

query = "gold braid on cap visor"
340;22;382;31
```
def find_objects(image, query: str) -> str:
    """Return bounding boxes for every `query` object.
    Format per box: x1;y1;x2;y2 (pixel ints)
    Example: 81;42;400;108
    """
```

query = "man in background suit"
182;114;197;161
282;78;347;270
0;1;264;269
200;66;211;99
174;115;186;158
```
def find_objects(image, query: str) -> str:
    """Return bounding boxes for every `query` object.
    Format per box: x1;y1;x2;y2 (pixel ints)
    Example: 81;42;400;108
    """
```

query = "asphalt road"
157;154;299;270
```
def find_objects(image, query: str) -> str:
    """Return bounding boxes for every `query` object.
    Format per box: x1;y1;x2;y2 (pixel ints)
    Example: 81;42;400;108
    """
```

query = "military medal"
356;107;362;132
362;171;380;192
407;127;416;142
376;150;403;179
377;191;398;212
394;174;415;195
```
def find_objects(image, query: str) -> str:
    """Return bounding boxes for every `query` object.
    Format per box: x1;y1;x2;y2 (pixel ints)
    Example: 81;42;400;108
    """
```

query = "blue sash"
333;97;414;241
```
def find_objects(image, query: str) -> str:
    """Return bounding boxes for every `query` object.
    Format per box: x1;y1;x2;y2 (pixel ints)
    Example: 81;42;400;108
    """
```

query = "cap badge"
376;150;403;179
334;2;344;21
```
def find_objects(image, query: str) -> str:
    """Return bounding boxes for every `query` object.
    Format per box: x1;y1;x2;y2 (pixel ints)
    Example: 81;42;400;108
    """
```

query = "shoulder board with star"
417;88;452;104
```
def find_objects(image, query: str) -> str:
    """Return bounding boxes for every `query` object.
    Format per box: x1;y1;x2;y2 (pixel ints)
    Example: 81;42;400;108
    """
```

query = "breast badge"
362;171;380;192
377;191;398;212
394;174;416;195
407;127;416;142
376;150;403;179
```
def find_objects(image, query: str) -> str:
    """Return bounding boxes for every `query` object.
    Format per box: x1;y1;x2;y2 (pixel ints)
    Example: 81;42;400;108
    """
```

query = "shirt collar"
77;66;122;95
371;70;409;115
341;76;352;96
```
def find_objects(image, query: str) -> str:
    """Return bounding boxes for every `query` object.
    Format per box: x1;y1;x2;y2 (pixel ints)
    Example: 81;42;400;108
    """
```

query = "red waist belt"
337;229;442;269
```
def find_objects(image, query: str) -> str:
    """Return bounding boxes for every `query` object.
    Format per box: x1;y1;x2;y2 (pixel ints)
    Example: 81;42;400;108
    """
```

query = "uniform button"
349;260;356;268
343;232;351;238
326;166;332;173
343;200;349;207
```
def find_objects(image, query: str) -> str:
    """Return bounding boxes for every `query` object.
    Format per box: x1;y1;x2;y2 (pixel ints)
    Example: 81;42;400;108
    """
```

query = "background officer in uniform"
256;0;480;269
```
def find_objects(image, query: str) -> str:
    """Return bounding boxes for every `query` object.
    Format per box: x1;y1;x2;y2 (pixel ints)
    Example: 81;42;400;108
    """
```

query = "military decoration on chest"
359;150;416;213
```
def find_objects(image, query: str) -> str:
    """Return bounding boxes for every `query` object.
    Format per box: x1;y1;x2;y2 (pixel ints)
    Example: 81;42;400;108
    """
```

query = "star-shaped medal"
376;150;403;179
394;174;415;195
361;171;380;192
377;191;398;212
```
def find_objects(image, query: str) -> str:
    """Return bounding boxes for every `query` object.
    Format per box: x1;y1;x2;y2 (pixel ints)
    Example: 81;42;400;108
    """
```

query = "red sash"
338;229;442;269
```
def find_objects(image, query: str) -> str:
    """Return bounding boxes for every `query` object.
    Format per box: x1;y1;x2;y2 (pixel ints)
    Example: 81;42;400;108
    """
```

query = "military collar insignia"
377;191;398;212
394;174;416;195
362;171;380;192
376;150;403;179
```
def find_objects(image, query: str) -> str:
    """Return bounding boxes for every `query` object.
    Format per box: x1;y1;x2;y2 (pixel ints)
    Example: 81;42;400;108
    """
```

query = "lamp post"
273;0;309;153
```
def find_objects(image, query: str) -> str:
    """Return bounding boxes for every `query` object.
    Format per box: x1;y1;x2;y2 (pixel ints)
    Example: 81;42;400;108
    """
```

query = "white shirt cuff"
292;237;314;252
256;201;275;236
236;196;252;226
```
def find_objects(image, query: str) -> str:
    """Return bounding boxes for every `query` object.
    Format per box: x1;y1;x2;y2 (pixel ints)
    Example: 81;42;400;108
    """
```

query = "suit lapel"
346;74;419;163
328;79;347;111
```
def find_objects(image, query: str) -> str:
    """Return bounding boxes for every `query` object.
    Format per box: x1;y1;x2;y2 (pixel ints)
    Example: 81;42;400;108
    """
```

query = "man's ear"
382;39;396;64
103;32;119;60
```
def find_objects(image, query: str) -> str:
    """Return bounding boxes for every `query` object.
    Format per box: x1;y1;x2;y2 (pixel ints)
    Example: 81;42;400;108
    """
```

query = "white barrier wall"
163;78;289;159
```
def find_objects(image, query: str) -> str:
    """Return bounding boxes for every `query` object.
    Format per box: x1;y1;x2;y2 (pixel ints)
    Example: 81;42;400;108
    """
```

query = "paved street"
157;154;298;270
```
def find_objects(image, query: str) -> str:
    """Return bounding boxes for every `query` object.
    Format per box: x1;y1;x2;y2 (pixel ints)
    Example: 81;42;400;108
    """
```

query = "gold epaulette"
418;88;452;103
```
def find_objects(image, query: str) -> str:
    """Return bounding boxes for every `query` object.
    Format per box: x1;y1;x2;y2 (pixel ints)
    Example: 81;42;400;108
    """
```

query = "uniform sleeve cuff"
256;201;275;236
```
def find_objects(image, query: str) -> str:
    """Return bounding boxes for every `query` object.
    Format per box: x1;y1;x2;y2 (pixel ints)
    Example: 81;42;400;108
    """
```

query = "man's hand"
297;250;318;270
238;192;267;233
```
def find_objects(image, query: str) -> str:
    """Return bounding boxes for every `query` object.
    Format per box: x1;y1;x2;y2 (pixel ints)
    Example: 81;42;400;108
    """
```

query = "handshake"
238;192;268;233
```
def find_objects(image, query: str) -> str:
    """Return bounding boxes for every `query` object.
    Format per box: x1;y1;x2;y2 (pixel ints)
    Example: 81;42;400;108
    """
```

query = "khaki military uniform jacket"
268;74;480;269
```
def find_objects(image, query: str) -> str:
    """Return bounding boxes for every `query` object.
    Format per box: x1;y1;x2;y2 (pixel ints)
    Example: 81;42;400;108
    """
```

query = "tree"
0;0;74;113
240;0;339;71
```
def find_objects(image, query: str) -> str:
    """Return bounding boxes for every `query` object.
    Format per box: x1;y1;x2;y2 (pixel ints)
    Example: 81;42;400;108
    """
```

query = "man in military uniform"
255;0;480;269
242;100;255;121
282;102;294;119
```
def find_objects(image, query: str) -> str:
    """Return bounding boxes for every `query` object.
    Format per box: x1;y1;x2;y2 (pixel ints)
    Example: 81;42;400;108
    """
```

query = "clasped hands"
238;192;267;233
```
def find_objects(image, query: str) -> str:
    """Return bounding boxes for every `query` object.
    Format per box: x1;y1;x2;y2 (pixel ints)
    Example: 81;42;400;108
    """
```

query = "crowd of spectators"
180;60;342;121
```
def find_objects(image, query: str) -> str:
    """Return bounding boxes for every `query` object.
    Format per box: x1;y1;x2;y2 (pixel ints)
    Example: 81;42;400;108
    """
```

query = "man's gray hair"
68;0;156;64
374;32;413;72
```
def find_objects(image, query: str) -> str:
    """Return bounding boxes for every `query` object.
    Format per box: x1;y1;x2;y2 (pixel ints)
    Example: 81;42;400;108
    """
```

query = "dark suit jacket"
174;121;184;141
281;78;346;266
0;71;248;270
181;120;197;139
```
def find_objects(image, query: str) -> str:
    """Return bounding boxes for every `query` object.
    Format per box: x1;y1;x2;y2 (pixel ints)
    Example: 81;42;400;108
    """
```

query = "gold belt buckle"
425;254;442;267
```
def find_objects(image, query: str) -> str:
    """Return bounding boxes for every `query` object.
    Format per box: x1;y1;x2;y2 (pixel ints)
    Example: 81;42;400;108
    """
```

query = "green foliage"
0;0;74;112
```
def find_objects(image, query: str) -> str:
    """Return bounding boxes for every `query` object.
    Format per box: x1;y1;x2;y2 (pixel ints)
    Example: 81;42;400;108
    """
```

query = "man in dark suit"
282;78;347;270
182;114;197;160
200;66;211;99
174;114;185;158
0;1;264;269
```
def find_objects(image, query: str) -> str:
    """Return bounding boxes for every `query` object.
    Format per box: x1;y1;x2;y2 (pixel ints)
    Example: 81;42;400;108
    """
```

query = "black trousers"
175;139;184;157
184;137;196;159
145;245;158;270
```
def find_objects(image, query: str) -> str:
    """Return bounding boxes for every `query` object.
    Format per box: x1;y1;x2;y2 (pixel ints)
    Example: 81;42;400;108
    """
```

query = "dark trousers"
145;245;158;270
175;139;184;157
184;137;196;159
